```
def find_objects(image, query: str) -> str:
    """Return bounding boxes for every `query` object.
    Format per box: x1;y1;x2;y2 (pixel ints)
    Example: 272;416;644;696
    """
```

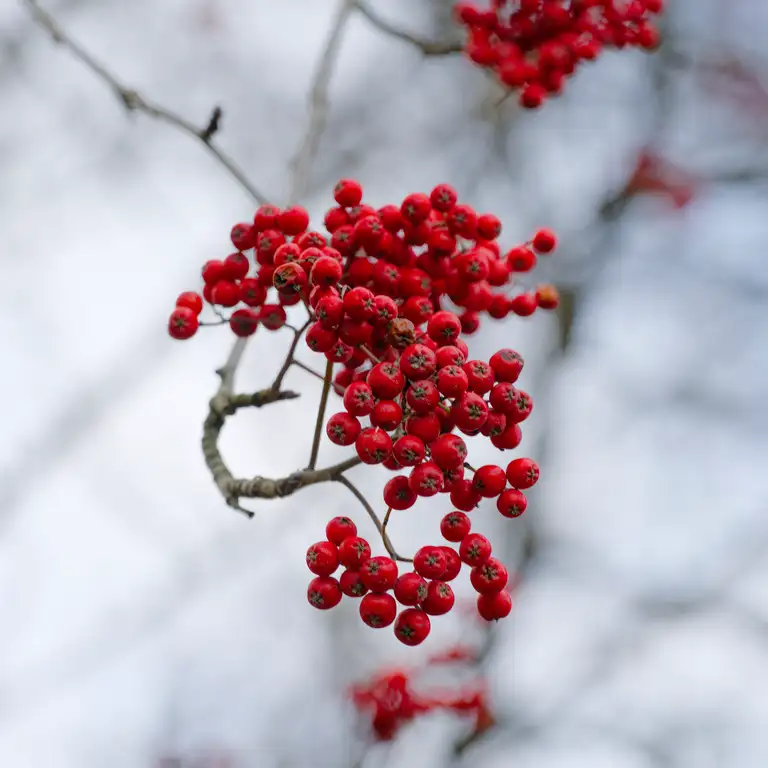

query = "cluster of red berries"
167;179;559;340
455;0;663;109
349;648;493;741
306;513;517;646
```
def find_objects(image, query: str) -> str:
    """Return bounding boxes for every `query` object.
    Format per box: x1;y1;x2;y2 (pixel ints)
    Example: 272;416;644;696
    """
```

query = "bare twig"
271;319;312;392
308;358;335;470
335;476;412;562
288;0;357;204
354;1;464;56
23;0;269;205
292;359;326;382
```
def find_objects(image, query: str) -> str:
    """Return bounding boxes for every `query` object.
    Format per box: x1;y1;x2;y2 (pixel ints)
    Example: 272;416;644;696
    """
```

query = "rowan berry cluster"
455;0;663;109
169;179;557;646
349;647;493;741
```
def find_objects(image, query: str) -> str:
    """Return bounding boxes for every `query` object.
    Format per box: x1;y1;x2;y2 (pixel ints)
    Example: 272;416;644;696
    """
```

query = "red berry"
360;592;397;628
497;488;528;518
399;344;437;381
430;434;468;471
505;458;540;489
450;478;482;512
491;422;523;451
400;193;432;224
451;392;489;433
310;256;343;287
470;557;509;594
408;461;445;497
532;228;557;253
439;547;462;581
440;511;471;542
370;400;403;431
253;204;280;231
326;516;358;545
405;412;441;444
394;572;429;606
367;362;405;399
413;546;447;579
224;251;250;280
239;278;267;307
306;322;338;353
334;178;364;207
472;464;507;498
338;536;372;570
307;576;342;610
392;435;426;467
230;222;255;250
536;283;560;310
459;533;492;567
383;475;418;510
356;427;393;464
476;589;512;621
306;541;340;576
360;556;399;592
405;380;440;414
510;293;537;316
420;581;455;615
394;608;431;645
436;345;467;368
176;291;203;315
427;311;462;345
326;411;361;446
429;183;458;212
506;246;537;272
229;308;260;337
211;280;240;307
339;569;368;598
258;304;287;331
277;205;310;235
343;381;375;417
272;261;307;295
343;286;376;322
463;360;495;394
168;307;199;340
489;349;524;383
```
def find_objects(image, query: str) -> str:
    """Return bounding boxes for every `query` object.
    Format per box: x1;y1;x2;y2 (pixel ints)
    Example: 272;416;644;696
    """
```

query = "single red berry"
476;589;512;621
430;434;468;471
392;435;426;467
202;259;227;285
463;360;495;394
334;178;364;207
477;212;502;240
459;533;492;567
408;461;445;497
324;205;350;232
436;365;468;398
506;246;537;272
451;392;489;433
339;569;368;598
176;291;203;315
326;411;361;446
168;307;199;340
306;322;338;353
253;204;280;231
413;546;447;579
399;343;437;381
420;581;455;616
497;488;528;518
480;410;507;438
338;536;372;570
427;311;462;345
400;192;432;224
489;349;524;383
360;556;399;592
394;608;431;645
536;283;560;309
371;400;403;431
326;516;358;545
310;256;343;287
405;412;441;444
383;475;418;510
238;278;267;308
272;262;307;295
306;575;342;612
277;205;310;235
394;572;429;606
306;541;340;576
229;308;260;337
440;511;471;542
429;183;458;212
491;422;523;451
343;381;375;417
224;251;251;280
505;458;540;489
532;228;557;254
356;427;393;464
367;362;405;399
470;557;509;594
325;339;355;364
405;380;440;414
360;592;398;628
230;222;255;250
436;345;467;368
472;465;507;498
315;293;344;330
439;547;462;581
211;280;240;307
450;478;482;512
258;304;287;331
447;203;477;238
343;286;376;322
520;82;546;109
510;293;537;317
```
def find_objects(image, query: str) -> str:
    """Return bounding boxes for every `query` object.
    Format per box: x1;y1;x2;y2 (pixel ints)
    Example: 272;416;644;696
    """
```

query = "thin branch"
308;358;334;470
292;359;326;382
354;1;464;57
288;0;357;204
23;0;269;205
335;476;412;563
271;319;312;392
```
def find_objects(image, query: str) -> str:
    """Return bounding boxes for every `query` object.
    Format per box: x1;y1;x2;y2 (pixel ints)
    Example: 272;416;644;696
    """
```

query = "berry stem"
307;358;335;470
334;476;413;563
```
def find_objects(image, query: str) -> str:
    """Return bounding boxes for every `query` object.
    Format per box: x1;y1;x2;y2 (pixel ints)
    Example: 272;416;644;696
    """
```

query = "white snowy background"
1;0;767;766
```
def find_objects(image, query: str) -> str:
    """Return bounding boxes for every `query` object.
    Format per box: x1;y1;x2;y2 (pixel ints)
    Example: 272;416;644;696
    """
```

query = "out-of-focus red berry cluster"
625;150;697;209
454;0;663;109
349;646;493;741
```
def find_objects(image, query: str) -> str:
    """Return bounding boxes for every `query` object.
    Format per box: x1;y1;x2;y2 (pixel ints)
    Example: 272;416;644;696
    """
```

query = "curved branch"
23;0;269;205
354;2;464;57
335;476;413;563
